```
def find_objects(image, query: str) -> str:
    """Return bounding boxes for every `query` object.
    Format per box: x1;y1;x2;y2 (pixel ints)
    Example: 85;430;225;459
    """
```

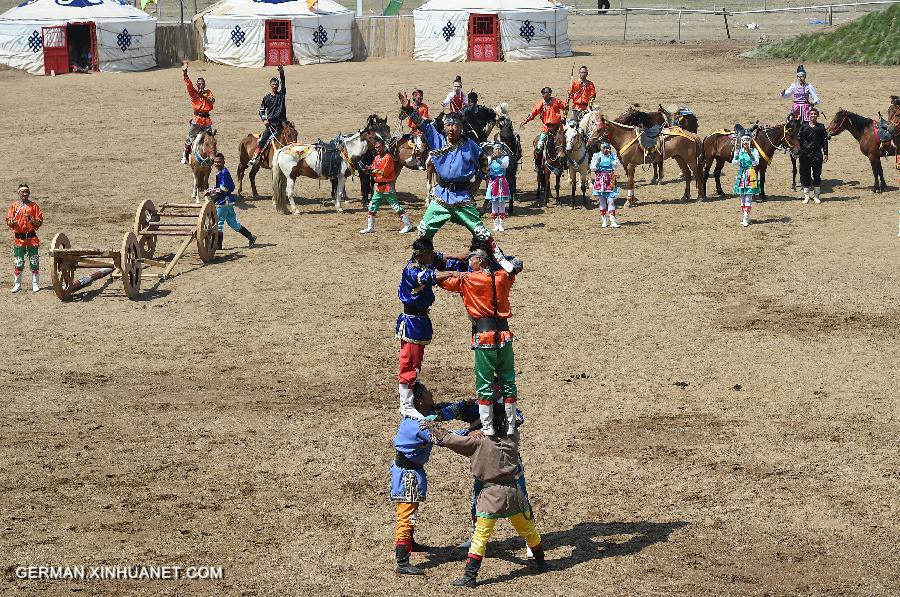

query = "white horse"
578;109;602;143
271;131;371;215
564;120;590;207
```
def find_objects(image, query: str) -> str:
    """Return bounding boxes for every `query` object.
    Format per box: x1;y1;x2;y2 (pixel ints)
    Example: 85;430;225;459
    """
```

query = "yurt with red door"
413;0;571;62
195;0;353;67
0;0;156;75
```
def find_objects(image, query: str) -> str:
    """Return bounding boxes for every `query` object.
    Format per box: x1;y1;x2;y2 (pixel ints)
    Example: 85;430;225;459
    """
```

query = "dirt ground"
1;43;899;597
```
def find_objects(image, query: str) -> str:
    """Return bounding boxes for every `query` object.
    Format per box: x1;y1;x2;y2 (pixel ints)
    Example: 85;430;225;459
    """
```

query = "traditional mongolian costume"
426;415;545;588
359;150;413;234
250;68;287;166
6;185;42;293
401;106;514;273
568;76;596;124
438;250;522;436
407;95;430;155
442;77;468;113
781;65;820;123
590;143;621;228
732;137;761;227
461;94;499;144
526;89;567;152
395;243;466;419
485;149;511;232
797;114;829;204
208;164;256;249
182;69;214;165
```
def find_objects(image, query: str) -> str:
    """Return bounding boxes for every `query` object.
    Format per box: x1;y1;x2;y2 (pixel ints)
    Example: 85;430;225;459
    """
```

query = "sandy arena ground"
1;43;899;596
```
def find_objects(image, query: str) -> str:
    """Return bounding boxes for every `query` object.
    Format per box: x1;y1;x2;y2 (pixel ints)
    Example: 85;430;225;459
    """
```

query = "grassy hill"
745;3;900;65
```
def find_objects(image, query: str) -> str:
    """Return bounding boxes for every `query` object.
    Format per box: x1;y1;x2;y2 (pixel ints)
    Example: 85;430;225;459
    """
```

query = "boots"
248;147;263;167
504;399;517;435
11;272;21;293
608;210;620;228
491;214;499;232
478;401;495;436
813;186;821;203
181;143;190;165
451;555;482;588
600;211;608;228
529;544;547;572
741;208;750;227
31;272;40;293
238;226;256;248
215;231;223;250
486;238;514;273
399;383;423;419
497;215;505;232
359;213;375;234
802;187;810;204
399;212;414;234
395;545;424;576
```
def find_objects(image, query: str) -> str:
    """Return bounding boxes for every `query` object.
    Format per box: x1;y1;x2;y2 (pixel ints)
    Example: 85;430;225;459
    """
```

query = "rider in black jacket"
249;66;287;166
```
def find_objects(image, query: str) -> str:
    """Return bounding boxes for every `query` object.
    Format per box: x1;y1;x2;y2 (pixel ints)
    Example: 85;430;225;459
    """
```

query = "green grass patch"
744;3;900;65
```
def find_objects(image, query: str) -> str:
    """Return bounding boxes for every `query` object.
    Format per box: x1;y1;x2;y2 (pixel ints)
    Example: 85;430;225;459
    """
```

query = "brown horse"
701;121;800;200
236;121;298;198
189;128;217;204
591;115;704;204
615;104;699;183
827;108;894;193
533;126;566;206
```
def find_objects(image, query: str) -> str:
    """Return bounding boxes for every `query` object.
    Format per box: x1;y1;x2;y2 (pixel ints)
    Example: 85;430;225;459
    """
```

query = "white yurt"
0;0;156;75
413;0;571;62
195;0;353;67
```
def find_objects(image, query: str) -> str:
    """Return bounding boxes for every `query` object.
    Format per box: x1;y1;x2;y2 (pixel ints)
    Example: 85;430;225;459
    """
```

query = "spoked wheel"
196;200;218;263
120;231;142;300
134;199;159;258
50;232;75;301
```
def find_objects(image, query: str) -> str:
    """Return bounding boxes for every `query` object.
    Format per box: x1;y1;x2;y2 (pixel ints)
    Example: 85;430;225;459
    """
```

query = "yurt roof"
415;0;566;12
197;0;351;19
0;0;155;22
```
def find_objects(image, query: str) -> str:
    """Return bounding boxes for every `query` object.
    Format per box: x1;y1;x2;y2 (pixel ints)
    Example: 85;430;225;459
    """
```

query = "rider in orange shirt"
567;66;597;124
520;87;568;152
407;89;430;158
6;183;43;293
359;137;414;235
181;61;215;165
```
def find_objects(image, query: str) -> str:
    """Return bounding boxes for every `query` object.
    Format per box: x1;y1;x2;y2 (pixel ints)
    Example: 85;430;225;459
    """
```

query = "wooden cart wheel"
50;232;76;301
134;199;158;259
196;200;218;263
120;231;142;300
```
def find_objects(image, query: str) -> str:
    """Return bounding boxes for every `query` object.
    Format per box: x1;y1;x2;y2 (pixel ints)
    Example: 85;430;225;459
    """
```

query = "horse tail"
272;149;287;213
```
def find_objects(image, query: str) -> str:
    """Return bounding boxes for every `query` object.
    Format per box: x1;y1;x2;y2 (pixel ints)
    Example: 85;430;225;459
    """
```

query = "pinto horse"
189;129;217;204
534;126;566;206
701;121;800;200
271;130;372;215
827;108;894;193
591;115;704;204
563;120;590;207
236;121;298;198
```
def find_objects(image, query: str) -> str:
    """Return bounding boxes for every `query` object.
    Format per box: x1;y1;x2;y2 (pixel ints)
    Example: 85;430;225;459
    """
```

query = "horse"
533;125;566;206
591;115;704;204
493;105;522;214
271;130;372;215
614;104;698;185
701;121;800;200
563;120;590;207
188;128;217;204
236;121;298;199
827;108;894;193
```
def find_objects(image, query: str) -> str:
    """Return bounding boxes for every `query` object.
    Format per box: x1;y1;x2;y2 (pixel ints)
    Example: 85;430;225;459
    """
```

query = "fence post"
623;9;628;41
678;10;682;40
723;10;730;39
827;5;833;24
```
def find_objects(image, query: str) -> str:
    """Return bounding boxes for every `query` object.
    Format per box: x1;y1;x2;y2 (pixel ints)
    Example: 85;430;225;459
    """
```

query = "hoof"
292;209;301;215
697;195;707;202
337;208;345;214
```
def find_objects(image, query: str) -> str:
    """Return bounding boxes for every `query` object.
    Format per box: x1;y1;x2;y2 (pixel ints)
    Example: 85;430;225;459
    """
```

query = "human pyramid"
387;92;544;588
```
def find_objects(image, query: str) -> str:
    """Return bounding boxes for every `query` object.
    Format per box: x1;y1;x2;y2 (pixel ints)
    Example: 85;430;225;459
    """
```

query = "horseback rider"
398;91;515;273
521;87;567;153
181;61;215;165
461;91;499;144
797;107;829;204
780;64;820;123
442;75;468;113
405;89;430;158
567;65;596;124
249;65;287;167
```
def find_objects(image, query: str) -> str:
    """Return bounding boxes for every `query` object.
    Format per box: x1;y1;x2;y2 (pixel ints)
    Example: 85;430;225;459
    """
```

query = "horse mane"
891;95;900;106
842;110;872;130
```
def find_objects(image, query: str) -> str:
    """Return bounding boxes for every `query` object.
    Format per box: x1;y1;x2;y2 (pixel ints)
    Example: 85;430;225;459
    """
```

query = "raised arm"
278;65;286;93
400;92;442;149
422;421;479;456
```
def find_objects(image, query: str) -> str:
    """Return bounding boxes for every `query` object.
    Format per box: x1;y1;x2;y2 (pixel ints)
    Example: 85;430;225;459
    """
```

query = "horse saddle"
876;113;898;142
315;137;343;179
639;124;663;151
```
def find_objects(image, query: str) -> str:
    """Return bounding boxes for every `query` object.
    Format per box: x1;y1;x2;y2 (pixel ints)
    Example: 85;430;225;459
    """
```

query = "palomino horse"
534;126;566;206
827;108;894;193
563;120;590;207
271;130;372;215
189;129;217;204
701;121;800;200
614;104;699;184
236;121;298;198
591;115;704;204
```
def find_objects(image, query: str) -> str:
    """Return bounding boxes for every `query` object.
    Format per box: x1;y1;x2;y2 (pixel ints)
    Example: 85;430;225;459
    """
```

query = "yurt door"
468;14;499;62
42;26;69;75
265;20;293;66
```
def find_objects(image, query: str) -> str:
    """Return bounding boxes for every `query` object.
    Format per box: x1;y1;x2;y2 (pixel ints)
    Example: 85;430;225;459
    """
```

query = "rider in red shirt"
181;61;215;165
521;87;568;152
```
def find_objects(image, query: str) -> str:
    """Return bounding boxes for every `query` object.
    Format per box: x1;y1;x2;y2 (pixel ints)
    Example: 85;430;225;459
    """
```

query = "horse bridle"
193;131;213;166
